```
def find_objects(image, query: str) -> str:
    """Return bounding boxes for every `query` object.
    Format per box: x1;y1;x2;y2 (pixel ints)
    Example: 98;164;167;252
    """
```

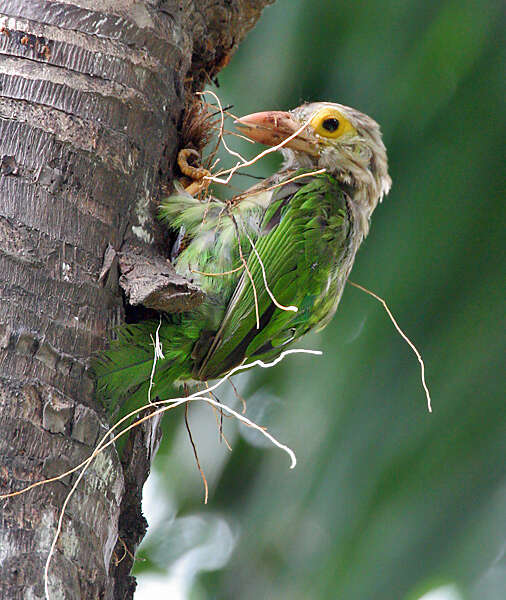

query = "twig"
205;380;233;449
197;91;248;166
258;168;326;194
349;281;432;413
148;316;164;404
204;111;319;186
114;537;137;566
202;101;241;122
209;123;256;143
240;224;298;313
230;168;327;206
184;403;209;504
208;389;233;451
229;378;247;414
190;265;244;277
229;211;260;329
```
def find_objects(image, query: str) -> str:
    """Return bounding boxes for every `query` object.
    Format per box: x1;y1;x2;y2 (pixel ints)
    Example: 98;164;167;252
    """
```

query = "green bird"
95;102;391;405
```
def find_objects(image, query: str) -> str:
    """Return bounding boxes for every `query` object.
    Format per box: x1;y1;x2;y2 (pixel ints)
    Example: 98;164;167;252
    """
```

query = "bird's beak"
234;111;319;156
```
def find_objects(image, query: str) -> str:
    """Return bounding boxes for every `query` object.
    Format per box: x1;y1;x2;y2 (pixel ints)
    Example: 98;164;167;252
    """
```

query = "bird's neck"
280;148;384;238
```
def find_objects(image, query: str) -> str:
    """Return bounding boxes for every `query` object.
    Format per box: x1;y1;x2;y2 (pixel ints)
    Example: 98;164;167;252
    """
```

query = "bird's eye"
310;108;355;139
322;118;339;132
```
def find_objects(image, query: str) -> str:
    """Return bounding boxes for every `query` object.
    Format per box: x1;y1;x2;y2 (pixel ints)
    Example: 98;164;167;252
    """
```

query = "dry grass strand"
349;281;432;413
204;110;320;186
184;403;209;504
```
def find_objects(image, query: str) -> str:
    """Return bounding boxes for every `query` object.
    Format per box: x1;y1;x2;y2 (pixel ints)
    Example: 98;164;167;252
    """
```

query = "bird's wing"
197;171;350;380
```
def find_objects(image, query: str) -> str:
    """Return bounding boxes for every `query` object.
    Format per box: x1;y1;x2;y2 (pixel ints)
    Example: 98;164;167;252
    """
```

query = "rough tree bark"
0;1;273;599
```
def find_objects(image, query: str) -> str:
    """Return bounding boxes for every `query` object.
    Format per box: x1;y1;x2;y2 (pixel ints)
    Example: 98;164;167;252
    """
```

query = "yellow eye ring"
310;108;355;139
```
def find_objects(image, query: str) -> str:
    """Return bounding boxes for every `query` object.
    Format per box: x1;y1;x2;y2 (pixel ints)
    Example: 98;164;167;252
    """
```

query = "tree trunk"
0;1;272;598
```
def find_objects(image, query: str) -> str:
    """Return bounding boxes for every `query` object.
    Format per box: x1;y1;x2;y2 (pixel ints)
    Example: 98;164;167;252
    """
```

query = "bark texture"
0;1;273;598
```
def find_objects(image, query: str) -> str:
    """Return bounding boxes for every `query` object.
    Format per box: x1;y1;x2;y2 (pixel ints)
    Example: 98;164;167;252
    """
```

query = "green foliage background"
135;1;505;598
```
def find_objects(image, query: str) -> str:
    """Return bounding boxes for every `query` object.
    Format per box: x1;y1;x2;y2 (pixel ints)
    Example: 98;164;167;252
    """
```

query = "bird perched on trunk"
95;102;391;406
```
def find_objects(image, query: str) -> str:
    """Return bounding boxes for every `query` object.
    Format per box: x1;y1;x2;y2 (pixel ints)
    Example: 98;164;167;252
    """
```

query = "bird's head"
235;102;391;216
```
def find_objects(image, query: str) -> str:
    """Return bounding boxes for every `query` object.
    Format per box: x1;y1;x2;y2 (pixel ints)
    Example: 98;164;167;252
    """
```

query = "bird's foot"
177;148;211;196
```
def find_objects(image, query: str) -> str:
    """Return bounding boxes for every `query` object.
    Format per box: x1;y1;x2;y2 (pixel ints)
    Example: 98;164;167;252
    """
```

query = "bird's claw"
177;149;211;196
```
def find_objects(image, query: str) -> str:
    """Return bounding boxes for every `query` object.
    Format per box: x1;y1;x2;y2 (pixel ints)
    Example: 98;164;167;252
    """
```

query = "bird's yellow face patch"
310;107;356;139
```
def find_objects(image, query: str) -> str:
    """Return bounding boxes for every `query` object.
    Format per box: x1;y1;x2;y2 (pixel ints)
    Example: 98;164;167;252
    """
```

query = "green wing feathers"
197;173;351;379
94;171;352;405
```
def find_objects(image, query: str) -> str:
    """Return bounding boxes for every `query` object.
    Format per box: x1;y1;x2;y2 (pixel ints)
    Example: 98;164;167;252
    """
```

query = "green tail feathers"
93;315;201;411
